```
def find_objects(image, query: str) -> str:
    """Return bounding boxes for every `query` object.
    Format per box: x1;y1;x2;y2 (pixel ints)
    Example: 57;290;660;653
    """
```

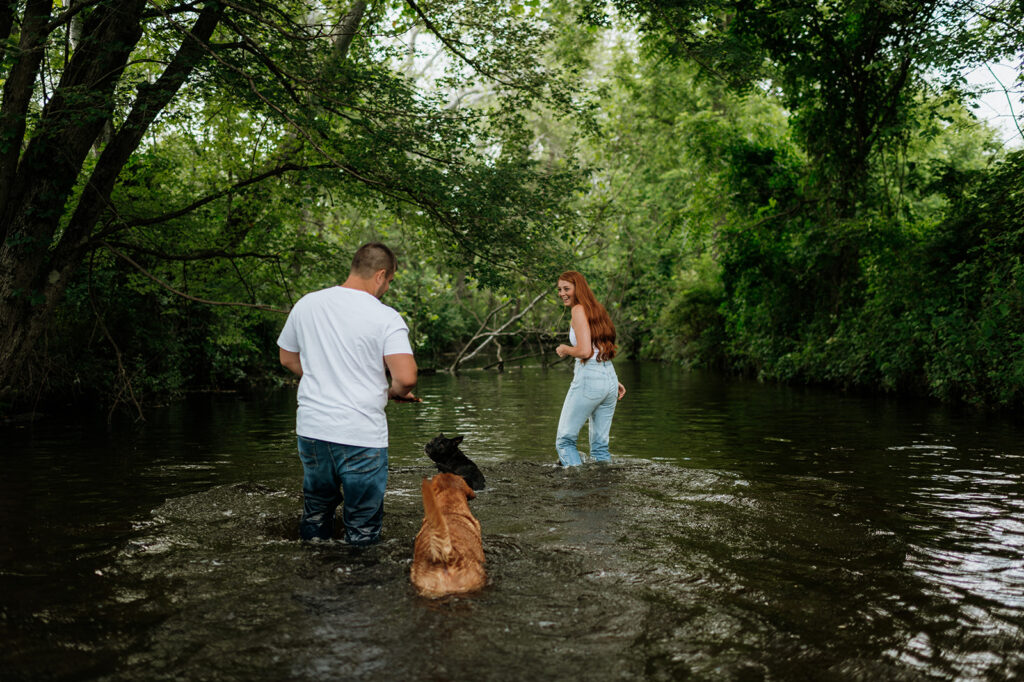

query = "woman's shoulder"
570;304;590;327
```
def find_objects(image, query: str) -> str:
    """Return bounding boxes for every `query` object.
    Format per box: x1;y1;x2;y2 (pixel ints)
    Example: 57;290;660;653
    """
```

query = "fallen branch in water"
446;290;549;374
481;350;571;371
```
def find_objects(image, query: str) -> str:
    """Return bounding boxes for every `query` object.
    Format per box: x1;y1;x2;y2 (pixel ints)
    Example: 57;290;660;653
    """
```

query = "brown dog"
411;473;486;598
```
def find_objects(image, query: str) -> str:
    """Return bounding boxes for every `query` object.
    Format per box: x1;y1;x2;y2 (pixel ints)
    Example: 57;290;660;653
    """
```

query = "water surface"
2;363;1023;680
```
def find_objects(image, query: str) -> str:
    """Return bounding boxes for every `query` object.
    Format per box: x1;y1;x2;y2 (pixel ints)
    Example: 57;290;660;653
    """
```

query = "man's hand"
389;390;421;403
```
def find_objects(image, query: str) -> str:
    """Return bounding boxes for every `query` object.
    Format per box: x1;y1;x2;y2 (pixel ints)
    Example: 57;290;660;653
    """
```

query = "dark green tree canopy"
0;0;589;400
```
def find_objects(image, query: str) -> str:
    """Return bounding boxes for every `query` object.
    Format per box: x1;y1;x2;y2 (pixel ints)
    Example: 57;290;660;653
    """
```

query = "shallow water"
2;362;1024;680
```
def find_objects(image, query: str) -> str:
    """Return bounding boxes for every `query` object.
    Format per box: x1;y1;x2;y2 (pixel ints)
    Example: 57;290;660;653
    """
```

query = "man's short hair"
350;242;397;278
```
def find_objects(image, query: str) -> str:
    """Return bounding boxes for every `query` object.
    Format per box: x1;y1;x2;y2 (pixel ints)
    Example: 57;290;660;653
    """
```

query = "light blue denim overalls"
555;326;618;466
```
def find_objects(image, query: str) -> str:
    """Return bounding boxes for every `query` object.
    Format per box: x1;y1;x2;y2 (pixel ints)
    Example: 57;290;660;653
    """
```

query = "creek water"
2;362;1023;681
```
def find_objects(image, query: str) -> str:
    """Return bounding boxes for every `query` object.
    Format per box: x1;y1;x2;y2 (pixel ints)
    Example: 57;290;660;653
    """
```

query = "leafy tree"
597;0;1023;209
563;31;796;363
0;0;587;407
582;0;1024;408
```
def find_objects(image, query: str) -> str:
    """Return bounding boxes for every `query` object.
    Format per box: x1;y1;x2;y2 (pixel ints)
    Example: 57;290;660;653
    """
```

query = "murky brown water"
2;362;1023;680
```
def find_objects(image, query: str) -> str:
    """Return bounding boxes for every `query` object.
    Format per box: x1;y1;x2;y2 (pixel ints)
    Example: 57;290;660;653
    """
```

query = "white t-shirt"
276;286;413;447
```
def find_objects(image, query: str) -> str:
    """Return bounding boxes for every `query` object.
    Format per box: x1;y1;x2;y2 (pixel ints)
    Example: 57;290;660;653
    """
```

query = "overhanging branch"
402;0;518;88
100;241;291;262
103;241;290;314
116;163;334;230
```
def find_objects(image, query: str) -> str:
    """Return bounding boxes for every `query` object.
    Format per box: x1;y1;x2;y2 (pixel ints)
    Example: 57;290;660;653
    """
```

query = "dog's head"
432;472;476;500
425;432;464;463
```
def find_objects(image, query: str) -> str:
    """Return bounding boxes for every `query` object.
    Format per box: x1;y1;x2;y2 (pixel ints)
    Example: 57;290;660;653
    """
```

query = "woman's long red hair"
558;271;617;363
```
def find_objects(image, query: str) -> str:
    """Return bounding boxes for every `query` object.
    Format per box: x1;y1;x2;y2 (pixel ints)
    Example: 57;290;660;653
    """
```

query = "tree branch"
0;0;53;220
218;14;305;106
448;299;513;372
88;252;145;423
109;163;333;231
102;242;290;314
987;62;1024;142
482;349;557;371
447;290;548;373
62;2;224;253
142;2;201;20
45;0;107;33
100;241;291;262
402;0;518;88
217;0;323;40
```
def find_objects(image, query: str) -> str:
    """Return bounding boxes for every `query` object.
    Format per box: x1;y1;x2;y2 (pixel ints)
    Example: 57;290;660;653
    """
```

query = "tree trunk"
0;1;148;398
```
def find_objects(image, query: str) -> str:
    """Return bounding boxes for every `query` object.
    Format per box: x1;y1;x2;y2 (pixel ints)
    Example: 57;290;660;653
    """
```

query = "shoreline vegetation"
2;2;1022;418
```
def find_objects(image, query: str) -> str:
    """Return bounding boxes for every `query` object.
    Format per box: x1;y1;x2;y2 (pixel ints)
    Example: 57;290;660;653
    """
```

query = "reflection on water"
2;362;1024;680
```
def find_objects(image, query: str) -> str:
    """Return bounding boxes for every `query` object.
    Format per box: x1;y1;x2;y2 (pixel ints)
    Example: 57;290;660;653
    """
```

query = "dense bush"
709;151;1024;408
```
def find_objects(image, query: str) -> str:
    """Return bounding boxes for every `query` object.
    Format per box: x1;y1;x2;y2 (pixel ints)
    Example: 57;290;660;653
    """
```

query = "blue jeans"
555;360;618;466
296;436;388;545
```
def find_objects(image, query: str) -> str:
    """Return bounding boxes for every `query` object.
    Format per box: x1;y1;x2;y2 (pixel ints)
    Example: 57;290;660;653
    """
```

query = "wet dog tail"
421;477;454;563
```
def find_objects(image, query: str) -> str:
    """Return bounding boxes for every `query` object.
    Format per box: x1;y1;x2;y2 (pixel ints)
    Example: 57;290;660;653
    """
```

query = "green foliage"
924;151;1024;406
570;39;796;361
571;1;1024;409
383;263;478;363
7;0;1024;415
712;148;1024;408
645;254;726;367
1;0;599;413
604;0;1023;209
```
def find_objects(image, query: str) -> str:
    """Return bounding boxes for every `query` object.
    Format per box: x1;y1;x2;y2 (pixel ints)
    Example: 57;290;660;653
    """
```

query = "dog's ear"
461;477;476;499
452;435;464;445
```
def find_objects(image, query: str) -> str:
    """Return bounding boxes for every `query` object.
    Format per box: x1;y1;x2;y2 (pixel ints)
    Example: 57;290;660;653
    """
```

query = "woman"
554;271;626;467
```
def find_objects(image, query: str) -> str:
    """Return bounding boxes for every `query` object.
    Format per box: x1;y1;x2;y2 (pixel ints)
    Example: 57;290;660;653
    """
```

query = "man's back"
277;286;411;447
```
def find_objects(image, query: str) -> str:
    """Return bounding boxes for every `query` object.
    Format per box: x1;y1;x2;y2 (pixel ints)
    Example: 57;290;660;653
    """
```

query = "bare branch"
87;253;145;423
987;63;1024;142
482;350;562;371
447;290;548;373
448;299;514;372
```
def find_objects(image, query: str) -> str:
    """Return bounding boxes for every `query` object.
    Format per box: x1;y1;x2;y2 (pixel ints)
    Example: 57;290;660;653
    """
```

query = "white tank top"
569;324;600;361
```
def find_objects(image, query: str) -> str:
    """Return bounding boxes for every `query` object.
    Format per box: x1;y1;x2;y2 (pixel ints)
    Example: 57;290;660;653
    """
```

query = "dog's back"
411;473;486;598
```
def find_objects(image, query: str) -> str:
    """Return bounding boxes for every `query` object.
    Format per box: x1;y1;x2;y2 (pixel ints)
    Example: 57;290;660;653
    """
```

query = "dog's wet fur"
411;473;486;598
424;433;486;491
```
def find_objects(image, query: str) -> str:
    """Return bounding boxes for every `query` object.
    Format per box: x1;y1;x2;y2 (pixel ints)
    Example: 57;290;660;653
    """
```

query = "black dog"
424;433;486;491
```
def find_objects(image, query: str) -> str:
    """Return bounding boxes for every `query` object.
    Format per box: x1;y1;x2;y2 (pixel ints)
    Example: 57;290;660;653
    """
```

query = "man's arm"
279;348;303;377
384;353;417;400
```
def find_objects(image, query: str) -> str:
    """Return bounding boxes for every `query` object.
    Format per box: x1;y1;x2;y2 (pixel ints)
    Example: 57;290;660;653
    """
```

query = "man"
277;242;417;545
